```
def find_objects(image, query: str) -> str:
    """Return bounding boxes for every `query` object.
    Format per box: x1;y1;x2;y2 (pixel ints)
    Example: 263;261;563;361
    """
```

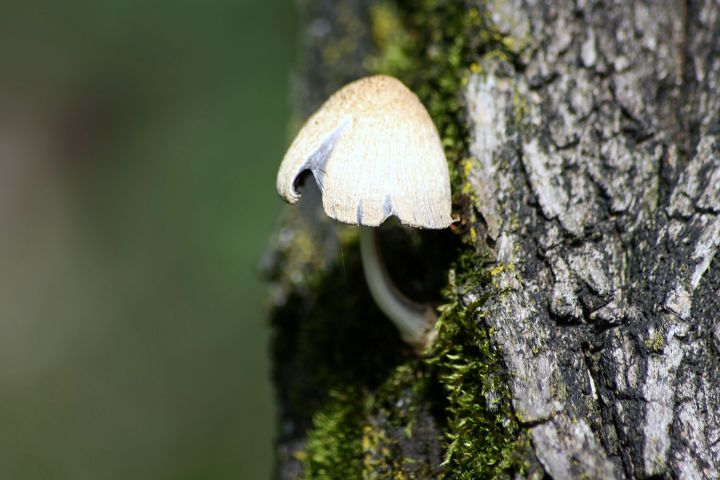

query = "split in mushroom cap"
276;75;452;229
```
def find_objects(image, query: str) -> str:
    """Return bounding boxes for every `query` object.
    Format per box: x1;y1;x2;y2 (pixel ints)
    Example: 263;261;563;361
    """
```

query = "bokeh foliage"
0;1;295;478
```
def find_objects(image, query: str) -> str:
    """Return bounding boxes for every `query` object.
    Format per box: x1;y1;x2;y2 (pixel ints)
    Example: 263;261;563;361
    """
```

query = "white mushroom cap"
277;75;452;229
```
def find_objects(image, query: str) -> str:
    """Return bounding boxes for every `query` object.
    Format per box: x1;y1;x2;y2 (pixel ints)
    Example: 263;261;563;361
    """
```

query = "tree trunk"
265;1;720;478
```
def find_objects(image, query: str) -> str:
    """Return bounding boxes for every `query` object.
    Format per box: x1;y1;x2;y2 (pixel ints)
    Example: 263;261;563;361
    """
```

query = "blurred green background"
0;1;295;478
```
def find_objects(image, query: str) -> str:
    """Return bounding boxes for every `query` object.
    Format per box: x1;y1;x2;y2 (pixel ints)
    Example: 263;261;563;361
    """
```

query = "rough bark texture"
266;1;720;478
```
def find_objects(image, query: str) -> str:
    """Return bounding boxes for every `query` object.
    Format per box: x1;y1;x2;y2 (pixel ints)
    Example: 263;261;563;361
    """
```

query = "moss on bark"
269;1;541;478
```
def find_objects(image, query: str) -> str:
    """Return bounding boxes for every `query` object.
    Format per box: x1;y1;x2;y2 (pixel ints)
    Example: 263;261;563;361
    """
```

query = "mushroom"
276;75;452;350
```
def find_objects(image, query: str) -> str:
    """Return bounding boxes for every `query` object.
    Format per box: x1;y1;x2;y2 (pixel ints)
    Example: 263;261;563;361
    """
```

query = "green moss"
301;388;364;479
270;225;441;478
361;362;439;479
427;253;534;479
291;250;534;479
512;85;531;126
296;358;441;479
365;3;414;74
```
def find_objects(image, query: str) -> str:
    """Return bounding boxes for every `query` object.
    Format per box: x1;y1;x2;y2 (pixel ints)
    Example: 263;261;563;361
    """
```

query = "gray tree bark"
267;1;720;478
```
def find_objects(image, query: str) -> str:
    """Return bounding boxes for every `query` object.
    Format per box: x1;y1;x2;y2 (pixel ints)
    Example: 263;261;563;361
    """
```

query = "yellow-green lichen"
512;84;531;125
644;332;664;353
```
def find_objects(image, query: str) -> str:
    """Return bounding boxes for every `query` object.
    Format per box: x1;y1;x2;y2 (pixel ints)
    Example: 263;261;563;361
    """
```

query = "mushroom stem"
359;227;437;350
